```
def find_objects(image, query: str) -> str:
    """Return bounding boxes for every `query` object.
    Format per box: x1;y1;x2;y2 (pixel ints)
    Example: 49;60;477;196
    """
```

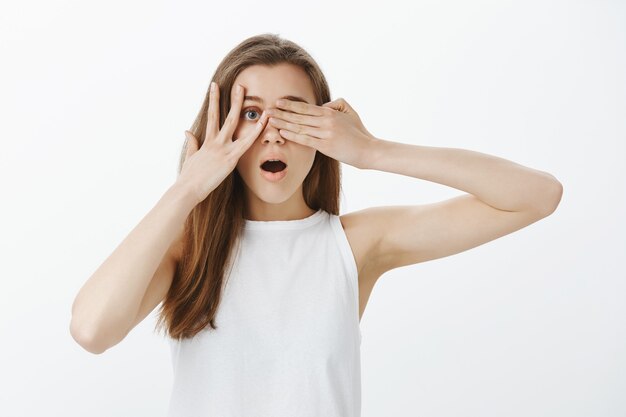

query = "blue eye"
241;108;260;121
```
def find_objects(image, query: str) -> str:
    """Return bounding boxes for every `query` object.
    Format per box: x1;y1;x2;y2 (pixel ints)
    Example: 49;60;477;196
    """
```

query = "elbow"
69;319;108;355
537;177;564;217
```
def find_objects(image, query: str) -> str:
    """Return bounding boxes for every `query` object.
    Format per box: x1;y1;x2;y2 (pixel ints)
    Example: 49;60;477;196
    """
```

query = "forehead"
233;63;316;105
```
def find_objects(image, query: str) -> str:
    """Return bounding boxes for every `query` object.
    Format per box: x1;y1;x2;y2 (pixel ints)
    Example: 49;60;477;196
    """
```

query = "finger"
322;99;347;112
184;130;198;159
219;83;245;143
233;110;269;155
277;128;318;150
205;81;220;143
267;108;323;128
324;97;355;115
269;117;323;139
275;98;325;116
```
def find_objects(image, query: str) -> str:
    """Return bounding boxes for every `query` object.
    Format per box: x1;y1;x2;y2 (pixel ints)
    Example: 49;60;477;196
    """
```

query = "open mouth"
260;160;287;173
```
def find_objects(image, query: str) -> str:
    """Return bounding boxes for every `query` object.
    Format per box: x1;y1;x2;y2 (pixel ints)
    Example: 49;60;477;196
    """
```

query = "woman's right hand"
176;82;269;206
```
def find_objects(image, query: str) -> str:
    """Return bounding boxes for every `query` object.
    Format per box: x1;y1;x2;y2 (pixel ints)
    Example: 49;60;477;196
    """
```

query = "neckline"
243;208;326;231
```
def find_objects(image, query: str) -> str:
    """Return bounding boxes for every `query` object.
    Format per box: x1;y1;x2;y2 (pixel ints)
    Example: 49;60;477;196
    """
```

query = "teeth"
261;159;286;168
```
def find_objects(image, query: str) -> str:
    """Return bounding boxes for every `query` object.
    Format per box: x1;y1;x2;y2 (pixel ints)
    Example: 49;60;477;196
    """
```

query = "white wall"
1;0;624;416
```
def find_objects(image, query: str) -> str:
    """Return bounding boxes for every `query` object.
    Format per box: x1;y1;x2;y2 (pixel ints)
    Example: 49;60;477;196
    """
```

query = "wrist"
359;136;386;170
167;181;201;211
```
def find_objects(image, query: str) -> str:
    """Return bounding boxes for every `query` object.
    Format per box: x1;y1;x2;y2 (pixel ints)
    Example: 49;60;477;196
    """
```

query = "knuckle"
228;152;239;164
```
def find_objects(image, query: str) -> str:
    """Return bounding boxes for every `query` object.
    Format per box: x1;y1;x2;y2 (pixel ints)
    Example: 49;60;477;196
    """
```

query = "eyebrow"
243;95;310;104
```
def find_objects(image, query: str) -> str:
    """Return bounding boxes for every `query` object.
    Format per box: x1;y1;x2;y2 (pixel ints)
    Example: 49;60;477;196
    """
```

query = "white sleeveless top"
166;208;362;417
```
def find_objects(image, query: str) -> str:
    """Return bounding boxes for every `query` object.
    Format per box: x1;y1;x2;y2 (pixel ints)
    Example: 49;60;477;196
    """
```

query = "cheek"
294;150;317;173
305;150;317;165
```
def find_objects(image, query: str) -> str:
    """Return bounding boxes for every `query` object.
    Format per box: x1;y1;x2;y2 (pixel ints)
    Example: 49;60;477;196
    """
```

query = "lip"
259;165;288;182
258;153;288;168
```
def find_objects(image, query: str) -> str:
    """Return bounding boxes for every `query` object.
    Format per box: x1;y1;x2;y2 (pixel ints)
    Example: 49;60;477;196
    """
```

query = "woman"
70;33;563;416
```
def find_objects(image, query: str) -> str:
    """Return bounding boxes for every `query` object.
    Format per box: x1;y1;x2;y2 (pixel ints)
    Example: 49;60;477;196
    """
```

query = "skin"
230;63;318;222
71;61;562;356
260;83;563;321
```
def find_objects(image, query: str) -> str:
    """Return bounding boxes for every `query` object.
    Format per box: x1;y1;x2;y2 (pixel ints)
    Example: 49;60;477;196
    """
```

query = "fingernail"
210;82;215;92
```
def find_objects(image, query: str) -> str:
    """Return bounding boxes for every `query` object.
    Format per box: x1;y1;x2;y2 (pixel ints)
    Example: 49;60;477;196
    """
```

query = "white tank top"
166;208;362;417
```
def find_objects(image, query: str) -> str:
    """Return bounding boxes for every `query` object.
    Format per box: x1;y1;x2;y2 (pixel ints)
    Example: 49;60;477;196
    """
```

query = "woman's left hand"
266;97;378;169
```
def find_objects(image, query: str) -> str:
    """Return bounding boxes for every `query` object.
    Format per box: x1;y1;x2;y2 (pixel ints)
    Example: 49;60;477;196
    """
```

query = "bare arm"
70;81;269;354
69;182;197;354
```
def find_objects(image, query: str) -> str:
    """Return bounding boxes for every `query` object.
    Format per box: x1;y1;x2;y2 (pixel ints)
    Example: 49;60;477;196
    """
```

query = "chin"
254;194;294;205
249;182;298;204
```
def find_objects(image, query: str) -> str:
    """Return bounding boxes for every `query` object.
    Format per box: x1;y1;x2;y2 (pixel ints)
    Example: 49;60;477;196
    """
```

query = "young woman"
70;33;563;416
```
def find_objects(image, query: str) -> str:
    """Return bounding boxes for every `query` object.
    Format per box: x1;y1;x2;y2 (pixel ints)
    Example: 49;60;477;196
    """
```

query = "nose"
260;118;285;144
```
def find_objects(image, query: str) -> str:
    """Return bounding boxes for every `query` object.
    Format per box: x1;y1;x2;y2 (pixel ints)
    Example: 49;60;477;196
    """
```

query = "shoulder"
338;207;385;249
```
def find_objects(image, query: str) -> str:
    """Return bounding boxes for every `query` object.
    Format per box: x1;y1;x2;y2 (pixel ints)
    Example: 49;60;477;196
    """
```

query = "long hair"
155;33;343;340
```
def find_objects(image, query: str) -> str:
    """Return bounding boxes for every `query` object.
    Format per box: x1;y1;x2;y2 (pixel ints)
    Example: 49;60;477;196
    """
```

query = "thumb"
322;98;351;113
184;130;199;159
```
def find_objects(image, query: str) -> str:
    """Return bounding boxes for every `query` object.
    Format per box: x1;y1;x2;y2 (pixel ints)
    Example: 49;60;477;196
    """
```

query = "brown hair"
155;33;343;340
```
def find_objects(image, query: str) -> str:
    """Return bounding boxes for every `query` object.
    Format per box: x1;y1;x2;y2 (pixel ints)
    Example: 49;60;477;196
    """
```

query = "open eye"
241;107;260;121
